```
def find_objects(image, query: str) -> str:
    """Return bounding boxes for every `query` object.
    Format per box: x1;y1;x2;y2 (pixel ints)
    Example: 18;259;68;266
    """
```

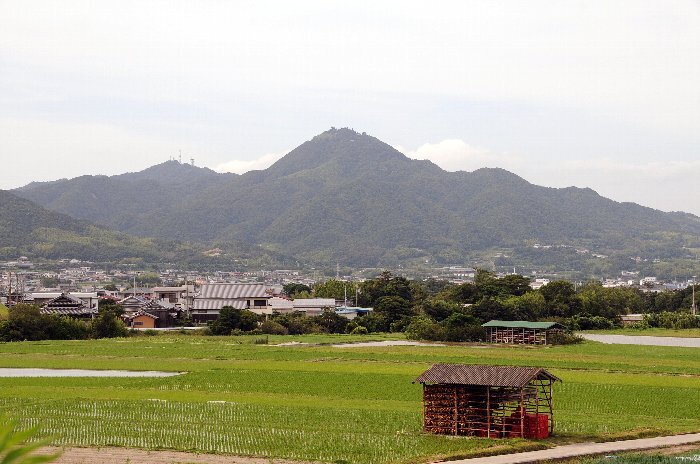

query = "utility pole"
692;276;697;317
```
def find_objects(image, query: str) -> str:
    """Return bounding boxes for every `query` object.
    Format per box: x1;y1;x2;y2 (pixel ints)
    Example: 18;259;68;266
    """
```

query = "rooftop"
415;364;560;387
482;320;564;330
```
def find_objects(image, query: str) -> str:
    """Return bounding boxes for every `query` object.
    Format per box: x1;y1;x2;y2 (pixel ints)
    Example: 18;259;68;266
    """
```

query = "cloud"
399;139;525;173
215;151;288;174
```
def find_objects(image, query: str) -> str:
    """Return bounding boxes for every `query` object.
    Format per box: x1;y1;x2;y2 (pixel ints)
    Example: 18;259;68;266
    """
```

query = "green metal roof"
481;320;563;329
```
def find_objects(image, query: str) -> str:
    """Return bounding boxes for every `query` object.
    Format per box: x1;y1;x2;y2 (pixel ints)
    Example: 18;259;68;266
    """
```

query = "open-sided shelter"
415;364;560;439
482;320;564;345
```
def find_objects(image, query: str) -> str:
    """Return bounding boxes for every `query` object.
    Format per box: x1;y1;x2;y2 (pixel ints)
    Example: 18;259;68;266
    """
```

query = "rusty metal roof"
414;364;560;387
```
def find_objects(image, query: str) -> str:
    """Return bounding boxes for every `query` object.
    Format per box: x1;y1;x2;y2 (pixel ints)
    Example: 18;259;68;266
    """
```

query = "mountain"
14;128;700;267
0;189;166;262
0;189;295;267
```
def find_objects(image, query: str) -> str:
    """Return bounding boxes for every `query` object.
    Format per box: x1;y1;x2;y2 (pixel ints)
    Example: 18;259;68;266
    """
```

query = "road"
439;433;700;464
579;333;700;347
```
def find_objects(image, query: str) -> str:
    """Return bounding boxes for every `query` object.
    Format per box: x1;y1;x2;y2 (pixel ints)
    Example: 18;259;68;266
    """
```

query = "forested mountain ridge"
0;189;168;262
14;128;700;266
0;189;294;266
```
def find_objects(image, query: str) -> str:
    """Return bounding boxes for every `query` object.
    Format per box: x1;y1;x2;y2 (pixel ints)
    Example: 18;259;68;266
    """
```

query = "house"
152;285;195;309
192;283;271;322
125;299;181;328
40;293;97;318
30;292;99;311
118;295;148;315
268;297;295;313
414;364;560;438
129;311;159;329
291;298;336;316
482;320;564;345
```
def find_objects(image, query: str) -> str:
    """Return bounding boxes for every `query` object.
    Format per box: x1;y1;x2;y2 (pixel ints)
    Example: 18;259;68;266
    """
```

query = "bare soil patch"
44;447;315;464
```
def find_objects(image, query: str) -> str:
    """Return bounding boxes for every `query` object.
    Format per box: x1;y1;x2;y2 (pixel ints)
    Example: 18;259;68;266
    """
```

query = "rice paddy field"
0;334;699;464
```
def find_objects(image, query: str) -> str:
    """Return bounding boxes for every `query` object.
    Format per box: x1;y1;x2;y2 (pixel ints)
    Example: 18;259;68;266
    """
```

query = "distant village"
1;256;696;330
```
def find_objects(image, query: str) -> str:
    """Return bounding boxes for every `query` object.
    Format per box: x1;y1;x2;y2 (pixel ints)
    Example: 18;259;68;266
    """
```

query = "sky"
1;1;699;214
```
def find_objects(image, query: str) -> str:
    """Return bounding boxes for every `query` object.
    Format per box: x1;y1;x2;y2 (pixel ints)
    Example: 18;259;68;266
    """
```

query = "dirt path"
39;433;700;464
579;333;700;347
438;432;700;463
43;447;316;464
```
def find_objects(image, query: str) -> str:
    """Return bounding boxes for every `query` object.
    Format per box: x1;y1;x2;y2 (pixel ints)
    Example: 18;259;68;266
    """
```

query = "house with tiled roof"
40;293;97;319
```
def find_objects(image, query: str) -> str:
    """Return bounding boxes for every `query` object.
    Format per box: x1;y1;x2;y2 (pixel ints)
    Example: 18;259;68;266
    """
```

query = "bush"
260;320;289;335
209;307;261;335
47;316;90;340
349;326;368;335
143;329;159;336
644;311;700;329
405;316;446;341
567;314;617;330
444;324;486;342
0;304;90;341
353;312;387;333
548;331;584;345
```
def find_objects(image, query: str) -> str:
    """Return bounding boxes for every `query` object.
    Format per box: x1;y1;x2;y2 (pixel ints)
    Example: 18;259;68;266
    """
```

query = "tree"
313;279;355;300
0;304;48;341
540;280;579;317
283;283;311;298
419;299;461;322
97;300;125;317
501;292;546;321
312;309;348;333
471;297;511;323
498;274;532;297
358;271;412;306
90;311;128;338
210;306;260;335
373;296;414;330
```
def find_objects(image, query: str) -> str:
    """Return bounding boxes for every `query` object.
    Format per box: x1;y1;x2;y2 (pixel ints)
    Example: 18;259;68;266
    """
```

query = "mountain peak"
121;160;218;181
263;128;410;178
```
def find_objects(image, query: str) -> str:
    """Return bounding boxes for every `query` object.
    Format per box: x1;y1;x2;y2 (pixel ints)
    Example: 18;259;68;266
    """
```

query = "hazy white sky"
1;1;699;214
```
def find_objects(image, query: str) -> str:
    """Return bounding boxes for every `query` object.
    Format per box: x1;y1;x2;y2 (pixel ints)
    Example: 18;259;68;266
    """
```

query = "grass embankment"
584;328;700;338
0;334;698;463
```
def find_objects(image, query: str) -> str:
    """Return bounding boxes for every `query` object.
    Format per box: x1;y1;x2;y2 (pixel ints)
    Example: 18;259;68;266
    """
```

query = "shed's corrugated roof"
414;364;560;387
192;299;248;310
481;320;563;329
199;283;268;299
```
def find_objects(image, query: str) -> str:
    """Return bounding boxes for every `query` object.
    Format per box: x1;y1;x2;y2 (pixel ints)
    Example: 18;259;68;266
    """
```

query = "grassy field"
583;328;700;338
0;334;698;463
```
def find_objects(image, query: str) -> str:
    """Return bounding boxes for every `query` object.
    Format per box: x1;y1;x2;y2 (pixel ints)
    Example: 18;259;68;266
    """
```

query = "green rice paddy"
0;334;698;463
